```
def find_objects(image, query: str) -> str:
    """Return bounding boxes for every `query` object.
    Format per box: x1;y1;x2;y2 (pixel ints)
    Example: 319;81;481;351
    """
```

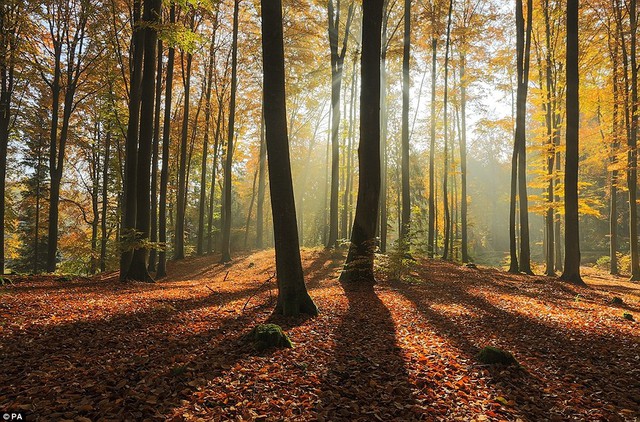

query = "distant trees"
260;0;317;316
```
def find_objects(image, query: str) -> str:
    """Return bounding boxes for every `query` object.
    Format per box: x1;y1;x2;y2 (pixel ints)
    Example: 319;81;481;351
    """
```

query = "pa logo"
2;413;24;421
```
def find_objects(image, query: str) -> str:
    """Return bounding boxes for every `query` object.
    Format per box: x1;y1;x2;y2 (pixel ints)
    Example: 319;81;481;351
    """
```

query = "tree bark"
149;39;163;272
428;38;437;258
256;107;267;249
339;0;383;283
560;0;584;285
220;0;240;263
126;0;161;282
441;0;453;261
157;2;176;278
261;0;318;316
400;0;411;245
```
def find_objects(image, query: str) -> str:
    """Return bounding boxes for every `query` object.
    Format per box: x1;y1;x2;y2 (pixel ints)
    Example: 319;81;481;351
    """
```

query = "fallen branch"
242;272;277;314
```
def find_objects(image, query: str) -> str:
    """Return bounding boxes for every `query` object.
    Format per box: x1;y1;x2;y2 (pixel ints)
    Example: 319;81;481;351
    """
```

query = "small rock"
623;312;634;321
476;346;518;365
610;297;624;305
246;323;293;351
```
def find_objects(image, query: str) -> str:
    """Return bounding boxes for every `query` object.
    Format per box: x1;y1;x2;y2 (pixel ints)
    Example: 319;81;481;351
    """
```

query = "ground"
1;249;639;421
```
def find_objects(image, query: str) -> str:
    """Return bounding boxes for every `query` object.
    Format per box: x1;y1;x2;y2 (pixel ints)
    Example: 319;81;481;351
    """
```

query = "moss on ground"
247;324;293;351
476;346;518;365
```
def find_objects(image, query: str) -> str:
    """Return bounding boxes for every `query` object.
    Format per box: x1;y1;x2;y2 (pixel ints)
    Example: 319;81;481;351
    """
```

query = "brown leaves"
0;250;638;420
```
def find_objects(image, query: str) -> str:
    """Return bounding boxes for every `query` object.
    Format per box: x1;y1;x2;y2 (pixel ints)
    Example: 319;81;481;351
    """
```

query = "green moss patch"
623;313;634;321
247;324;293;351
611;297;624;305
476;346;518;365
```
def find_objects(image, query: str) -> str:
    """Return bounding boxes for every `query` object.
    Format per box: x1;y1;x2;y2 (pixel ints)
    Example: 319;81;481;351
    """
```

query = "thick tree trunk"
560;0;584;285
609;28;620;275
339;0;383;284
220;0;240;263
120;0;144;279
0;92;9;274
157;3;176;278
207;102;223;253
543;0;555;276
379;16;389;253
126;0;161;282
261;0;317;316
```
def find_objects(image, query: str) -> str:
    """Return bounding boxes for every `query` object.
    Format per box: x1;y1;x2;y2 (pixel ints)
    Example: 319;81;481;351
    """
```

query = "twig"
242;272;276;314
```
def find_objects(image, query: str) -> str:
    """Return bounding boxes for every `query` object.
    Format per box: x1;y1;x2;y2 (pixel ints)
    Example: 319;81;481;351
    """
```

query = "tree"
559;0;584;285
508;0;533;274
627;0;640;280
441;0;453;261
327;0;355;249
340;0;383;283
157;2;176;278
260;0;318;316
0;0;23;274
124;0;161;282
220;0;240;263
400;0;411;244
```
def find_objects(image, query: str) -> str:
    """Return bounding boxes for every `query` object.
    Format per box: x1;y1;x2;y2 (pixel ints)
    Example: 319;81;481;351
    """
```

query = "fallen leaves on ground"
1;249;639;421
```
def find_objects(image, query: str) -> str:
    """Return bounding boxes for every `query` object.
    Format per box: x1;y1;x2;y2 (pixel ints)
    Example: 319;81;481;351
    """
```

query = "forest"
1;0;639;420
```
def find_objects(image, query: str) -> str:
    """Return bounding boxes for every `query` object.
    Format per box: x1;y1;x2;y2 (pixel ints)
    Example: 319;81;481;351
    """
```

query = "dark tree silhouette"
260;0;318;316
340;0;383;283
560;0;584;285
400;0;411;244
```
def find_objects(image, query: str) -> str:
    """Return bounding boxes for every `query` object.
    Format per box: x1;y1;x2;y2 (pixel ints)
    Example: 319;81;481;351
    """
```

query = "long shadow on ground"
315;281;419;421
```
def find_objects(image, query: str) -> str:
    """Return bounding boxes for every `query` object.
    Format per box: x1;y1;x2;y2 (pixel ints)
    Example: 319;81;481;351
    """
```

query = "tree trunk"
379;6;389;253
459;53;469;263
428;38;437;258
340;0;383;283
256;108;267;249
629;0;640;280
149;39;163;272
126;0;161;282
175;46;193;260
198;36;216;256
220;0;240;263
560;0;584;285
543;0;555;276
100;130;111;272
261;0;318;316
400;0;411;245
609;21;620;275
441;0;453;261
157;2;176;278
207;102;224;253
516;0;533;275
119;0;144;279
327;0;354;249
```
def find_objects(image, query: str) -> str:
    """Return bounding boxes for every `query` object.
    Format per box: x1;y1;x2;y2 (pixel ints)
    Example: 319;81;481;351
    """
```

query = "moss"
247;324;293;351
476;346;518;365
623;313;634;321
611;297;624;305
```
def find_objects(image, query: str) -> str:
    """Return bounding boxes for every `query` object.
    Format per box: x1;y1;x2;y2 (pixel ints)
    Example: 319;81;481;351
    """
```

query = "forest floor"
1;249;639;421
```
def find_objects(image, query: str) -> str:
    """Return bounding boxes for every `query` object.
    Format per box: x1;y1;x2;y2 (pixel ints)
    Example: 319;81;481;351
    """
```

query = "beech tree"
260;0;317;316
340;0;384;283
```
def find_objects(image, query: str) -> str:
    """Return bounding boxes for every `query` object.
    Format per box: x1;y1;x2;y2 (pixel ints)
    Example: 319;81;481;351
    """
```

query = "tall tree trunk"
175;46;193;260
560;0;584;285
256;108;267;249
261;0;318;316
119;0;144;279
149;39;163;272
543;0;555;276
342;55;357;242
459;53;469;263
0;90;9;275
400;0;411;244
220;0;240;263
157;2;176;278
379;5;389;253
100;130;111;272
629;0;640;280
428;38;437;258
198;36;216;255
441;0;453;261
126;0;161;282
340;0;383;283
516;0;534;275
609;20;620;275
207;100;224;253
327;0;354;249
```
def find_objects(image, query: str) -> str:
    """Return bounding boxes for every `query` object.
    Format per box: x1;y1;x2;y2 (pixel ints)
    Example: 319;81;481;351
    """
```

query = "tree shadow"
314;282;418;421
393;265;640;419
